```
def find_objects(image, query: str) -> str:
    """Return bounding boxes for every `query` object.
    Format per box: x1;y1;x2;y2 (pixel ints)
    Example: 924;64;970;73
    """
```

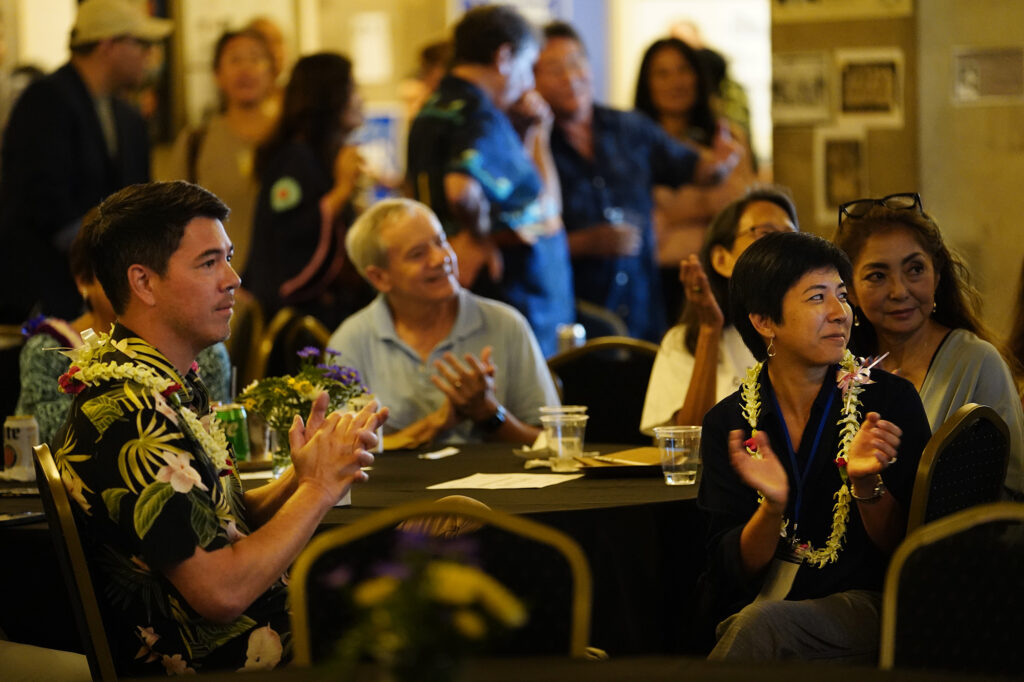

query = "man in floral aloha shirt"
52;181;385;675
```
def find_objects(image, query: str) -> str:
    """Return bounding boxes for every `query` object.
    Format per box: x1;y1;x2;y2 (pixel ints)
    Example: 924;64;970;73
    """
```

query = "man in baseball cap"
0;0;173;323
70;0;173;47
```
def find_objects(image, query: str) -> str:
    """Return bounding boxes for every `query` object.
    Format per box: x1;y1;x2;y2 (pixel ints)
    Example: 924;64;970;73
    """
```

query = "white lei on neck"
63;328;232;475
739;349;871;568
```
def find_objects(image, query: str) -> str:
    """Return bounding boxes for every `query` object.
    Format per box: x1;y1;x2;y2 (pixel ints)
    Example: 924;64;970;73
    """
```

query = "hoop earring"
766;336;776;358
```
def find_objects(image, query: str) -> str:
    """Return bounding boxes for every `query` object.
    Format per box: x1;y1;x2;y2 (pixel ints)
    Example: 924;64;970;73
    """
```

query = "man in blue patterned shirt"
535;22;741;342
406;5;571;357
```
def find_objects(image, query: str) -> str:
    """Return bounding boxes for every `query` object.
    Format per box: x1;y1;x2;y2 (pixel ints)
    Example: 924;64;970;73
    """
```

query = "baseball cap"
70;0;173;47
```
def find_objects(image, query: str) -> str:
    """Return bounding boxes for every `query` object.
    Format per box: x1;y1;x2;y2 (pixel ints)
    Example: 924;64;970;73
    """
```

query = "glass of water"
540;414;589;473
653;426;701;485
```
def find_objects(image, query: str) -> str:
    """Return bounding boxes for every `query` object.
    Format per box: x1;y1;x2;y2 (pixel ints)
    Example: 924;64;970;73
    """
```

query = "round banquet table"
0;443;708;656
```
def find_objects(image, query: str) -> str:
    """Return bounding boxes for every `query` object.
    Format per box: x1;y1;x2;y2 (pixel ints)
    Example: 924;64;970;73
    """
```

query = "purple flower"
296;346;321;359
325;348;342;358
318;363;362;386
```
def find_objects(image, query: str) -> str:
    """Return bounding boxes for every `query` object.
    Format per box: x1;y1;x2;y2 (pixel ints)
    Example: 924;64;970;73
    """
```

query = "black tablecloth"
0;443;707;656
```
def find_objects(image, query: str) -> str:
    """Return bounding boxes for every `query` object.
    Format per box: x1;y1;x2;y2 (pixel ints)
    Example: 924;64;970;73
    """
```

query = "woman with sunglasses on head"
833;193;1024;496
641;186;797;433
699;231;930;661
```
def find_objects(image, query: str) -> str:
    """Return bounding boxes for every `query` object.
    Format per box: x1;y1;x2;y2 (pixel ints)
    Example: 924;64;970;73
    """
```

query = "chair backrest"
249;307;299;381
906;403;1010;533
574;300;628;339
33;444;118;681
250;308;333;381
547;336;659;445
283;315;331;359
880;501;1024;674
225;288;265;388
289;499;593;666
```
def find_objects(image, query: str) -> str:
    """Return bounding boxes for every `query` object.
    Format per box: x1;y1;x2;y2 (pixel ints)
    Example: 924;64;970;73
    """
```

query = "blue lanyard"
769;387;836;532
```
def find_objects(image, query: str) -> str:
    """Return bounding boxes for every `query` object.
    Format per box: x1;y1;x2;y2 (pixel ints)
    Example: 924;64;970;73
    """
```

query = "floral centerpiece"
238;347;367;475
329;532;527;682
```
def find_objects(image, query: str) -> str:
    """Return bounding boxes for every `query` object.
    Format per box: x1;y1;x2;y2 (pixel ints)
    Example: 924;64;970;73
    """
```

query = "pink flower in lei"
836;353;888;400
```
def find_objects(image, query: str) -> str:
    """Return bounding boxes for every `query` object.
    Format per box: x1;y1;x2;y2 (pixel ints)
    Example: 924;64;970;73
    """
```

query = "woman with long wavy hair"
245;53;372;328
833;193;1024;495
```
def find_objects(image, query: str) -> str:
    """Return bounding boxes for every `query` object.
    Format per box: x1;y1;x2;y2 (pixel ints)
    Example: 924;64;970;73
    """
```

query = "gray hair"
345;198;433;280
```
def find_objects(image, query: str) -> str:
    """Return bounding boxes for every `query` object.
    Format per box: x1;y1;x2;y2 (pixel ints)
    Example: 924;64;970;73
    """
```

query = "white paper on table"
427;472;582;490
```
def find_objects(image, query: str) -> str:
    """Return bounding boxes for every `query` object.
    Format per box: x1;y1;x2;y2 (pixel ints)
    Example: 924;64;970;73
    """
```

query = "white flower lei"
64;330;233;475
739;349;872;568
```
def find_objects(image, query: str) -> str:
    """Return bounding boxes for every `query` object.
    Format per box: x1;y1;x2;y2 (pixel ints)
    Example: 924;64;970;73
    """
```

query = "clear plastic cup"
540;414;589;473
653;426;701;485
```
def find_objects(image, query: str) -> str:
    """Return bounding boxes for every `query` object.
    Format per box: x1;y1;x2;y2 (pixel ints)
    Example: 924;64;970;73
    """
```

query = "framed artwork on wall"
772;51;830;125
835;47;904;129
952;47;1024;104
814;125;867;226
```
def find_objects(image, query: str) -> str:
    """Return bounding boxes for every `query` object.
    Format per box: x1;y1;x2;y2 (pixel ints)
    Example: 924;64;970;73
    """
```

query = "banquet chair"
250;308;333;380
575;299;628;339
33;444;117;681
879;502;1024;675
289;498;593;666
905;403;1010;534
225;288;265;388
547;336;659;445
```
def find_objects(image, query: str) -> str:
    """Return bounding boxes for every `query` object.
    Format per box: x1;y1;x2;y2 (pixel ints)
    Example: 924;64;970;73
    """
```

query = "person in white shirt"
641;186;798;434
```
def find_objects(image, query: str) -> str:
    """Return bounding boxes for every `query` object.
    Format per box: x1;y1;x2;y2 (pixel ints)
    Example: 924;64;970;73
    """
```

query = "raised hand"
728;429;789;512
431;346;499;424
846;412;902;480
290;400;388;502
679;254;724;329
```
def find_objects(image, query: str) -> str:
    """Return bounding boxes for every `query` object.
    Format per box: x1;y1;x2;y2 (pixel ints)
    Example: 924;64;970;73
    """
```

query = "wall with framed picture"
771;7;917;236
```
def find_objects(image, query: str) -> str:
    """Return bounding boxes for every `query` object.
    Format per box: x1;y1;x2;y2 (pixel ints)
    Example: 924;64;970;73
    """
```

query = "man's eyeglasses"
837;192;922;228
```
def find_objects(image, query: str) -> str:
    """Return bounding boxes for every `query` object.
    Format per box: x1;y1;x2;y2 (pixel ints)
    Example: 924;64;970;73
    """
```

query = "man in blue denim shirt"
406;5;571;357
535;22;740;342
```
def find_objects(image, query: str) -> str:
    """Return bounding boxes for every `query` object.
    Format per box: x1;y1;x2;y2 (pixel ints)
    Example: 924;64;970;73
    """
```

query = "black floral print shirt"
53;324;290;676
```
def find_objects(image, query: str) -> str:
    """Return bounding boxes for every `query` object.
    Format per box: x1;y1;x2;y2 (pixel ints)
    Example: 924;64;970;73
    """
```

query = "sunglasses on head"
837;192;922;229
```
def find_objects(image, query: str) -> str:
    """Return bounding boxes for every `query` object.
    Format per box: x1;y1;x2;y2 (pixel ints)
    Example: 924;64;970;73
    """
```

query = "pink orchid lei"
737;349;876;568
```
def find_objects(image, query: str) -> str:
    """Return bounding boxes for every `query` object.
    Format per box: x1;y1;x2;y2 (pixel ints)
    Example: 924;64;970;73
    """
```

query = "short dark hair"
452;4;537;66
541;21;586;54
91;182;229;315
730;232;852;361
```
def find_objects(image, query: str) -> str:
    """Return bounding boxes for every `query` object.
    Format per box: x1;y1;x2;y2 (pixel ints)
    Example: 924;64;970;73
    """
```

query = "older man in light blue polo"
328;198;559;447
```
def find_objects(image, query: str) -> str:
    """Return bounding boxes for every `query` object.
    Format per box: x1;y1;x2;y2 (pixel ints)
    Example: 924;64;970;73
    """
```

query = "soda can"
3;415;39;482
213;403;251;462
